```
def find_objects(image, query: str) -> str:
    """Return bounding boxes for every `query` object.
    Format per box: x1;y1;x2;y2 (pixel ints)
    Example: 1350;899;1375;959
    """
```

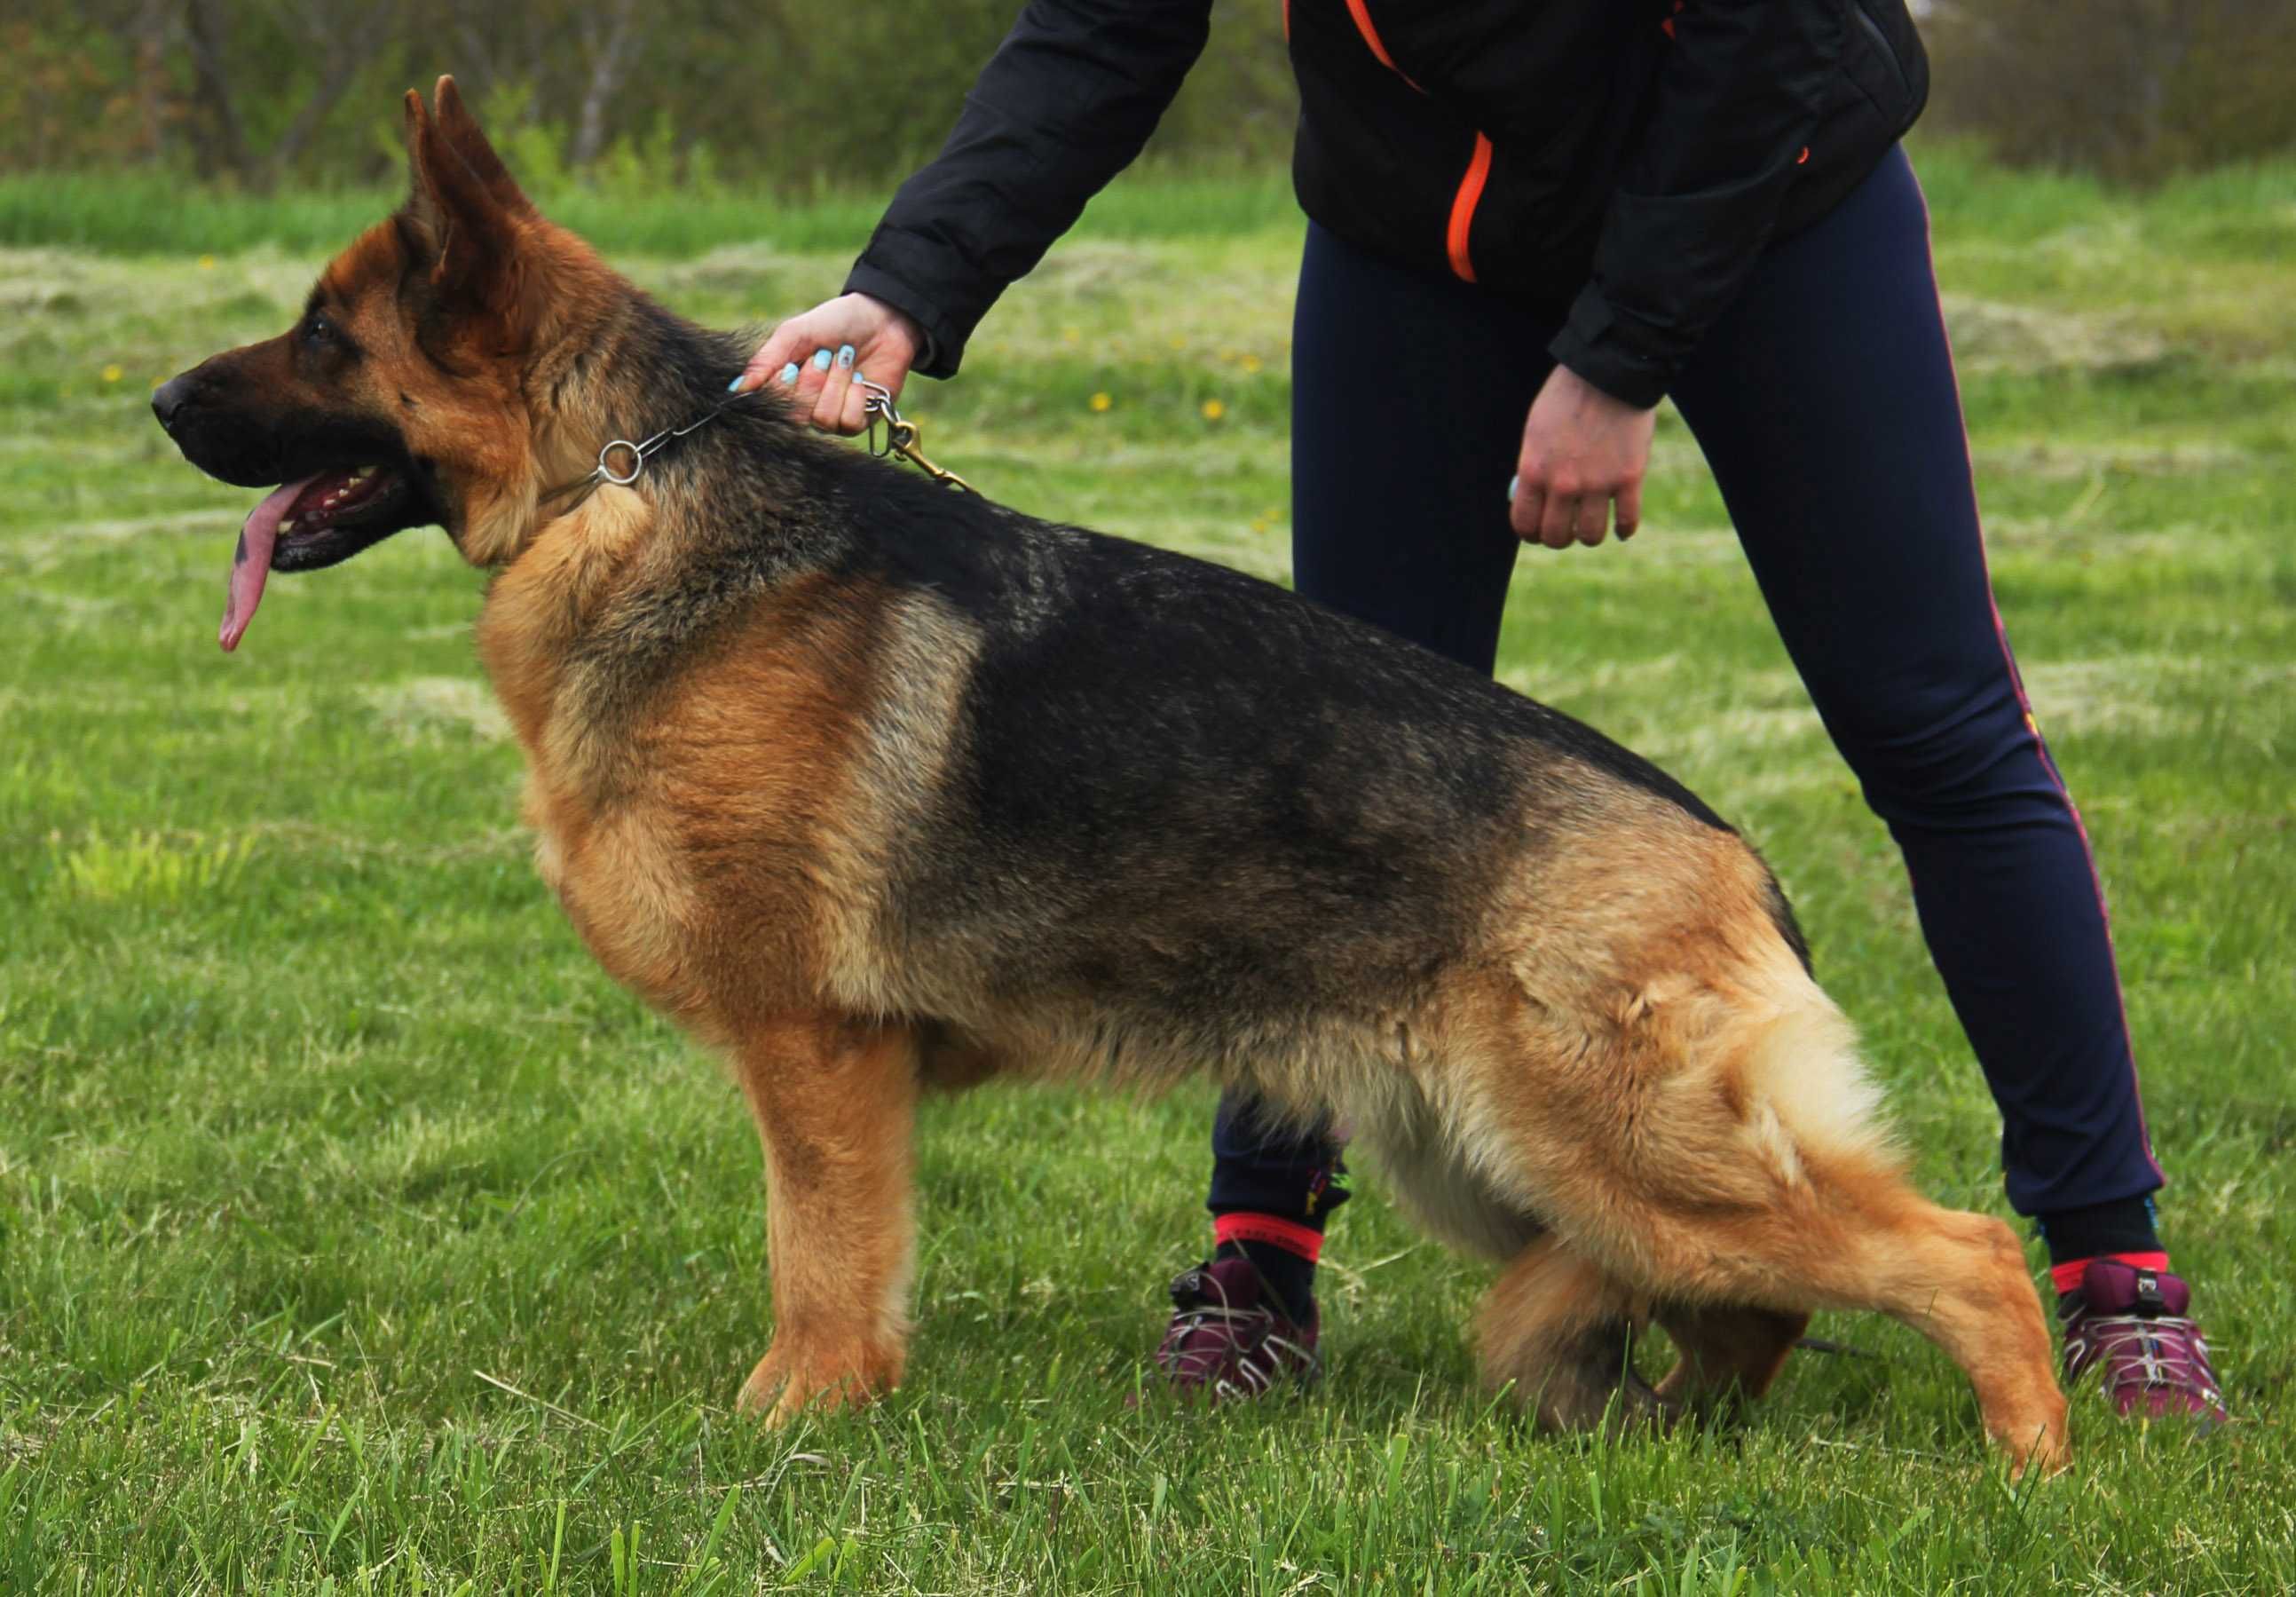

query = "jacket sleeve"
1546;2;1839;408
844;0;1215;379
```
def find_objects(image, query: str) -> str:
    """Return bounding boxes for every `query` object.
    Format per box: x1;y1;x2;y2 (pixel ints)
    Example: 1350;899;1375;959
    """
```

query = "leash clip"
859;378;974;494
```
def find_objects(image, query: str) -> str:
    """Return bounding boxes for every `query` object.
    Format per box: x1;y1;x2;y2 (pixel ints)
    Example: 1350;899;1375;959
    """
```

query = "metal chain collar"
535;394;750;511
537;376;975;515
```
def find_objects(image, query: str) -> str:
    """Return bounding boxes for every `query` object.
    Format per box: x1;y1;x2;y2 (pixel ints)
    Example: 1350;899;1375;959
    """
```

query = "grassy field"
2;145;2292;1592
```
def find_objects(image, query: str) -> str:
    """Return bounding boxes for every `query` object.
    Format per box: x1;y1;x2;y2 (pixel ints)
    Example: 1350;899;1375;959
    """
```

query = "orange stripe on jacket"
1343;0;1399;71
1343;0;1424;91
1447;133;1494;284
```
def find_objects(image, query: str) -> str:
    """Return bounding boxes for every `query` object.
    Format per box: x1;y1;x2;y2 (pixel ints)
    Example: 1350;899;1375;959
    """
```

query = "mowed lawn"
2;148;2292;1592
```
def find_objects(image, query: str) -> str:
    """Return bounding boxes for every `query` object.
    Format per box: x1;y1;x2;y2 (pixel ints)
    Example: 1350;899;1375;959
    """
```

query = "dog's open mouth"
219;465;416;652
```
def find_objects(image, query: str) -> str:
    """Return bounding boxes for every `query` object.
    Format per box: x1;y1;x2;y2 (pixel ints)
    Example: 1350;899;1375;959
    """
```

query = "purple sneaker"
1153;1258;1319;1401
2059;1259;2229;1427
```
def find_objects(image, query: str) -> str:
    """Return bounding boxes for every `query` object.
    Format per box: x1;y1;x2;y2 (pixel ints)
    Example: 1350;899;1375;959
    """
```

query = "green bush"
0;1;1297;192
1923;0;2296;182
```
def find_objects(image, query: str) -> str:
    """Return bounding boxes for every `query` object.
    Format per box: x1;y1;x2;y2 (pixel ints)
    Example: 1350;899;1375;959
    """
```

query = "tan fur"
1476;1236;1666;1433
1651;1302;1811;1410
216;81;2070;1473
727;1016;919;1422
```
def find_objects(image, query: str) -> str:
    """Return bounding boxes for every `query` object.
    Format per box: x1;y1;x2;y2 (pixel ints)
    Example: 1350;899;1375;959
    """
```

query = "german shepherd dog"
154;80;2067;1472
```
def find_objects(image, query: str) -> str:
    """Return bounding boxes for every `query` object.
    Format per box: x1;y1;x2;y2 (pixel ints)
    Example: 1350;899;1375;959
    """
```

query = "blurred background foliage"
0;0;1294;194
2;0;2292;196
1922;0;2296;181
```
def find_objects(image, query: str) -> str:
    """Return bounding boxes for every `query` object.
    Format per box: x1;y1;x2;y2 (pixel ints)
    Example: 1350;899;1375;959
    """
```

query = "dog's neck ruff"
536;391;758;515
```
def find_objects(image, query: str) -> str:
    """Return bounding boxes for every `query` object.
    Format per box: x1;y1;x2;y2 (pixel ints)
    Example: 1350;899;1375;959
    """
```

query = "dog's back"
854;470;1744;1053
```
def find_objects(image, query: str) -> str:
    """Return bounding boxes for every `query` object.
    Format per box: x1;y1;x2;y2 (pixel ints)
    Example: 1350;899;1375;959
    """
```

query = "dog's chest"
476;553;950;1027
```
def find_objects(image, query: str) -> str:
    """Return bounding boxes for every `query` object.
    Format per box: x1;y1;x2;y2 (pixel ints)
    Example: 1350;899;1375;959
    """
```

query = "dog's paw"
1608;1370;1686;1436
1523;1361;1684;1438
1996;1391;2072;1482
737;1338;902;1427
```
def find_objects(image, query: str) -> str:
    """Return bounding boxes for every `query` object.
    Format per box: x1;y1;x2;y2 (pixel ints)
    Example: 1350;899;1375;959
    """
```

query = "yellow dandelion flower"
100;363;123;383
198;254;216;270
1061;326;1082;344
1240;354;1263;374
1200;399;1226;422
1088;391;1113;413
1167;336;1187;352
1262;506;1282;521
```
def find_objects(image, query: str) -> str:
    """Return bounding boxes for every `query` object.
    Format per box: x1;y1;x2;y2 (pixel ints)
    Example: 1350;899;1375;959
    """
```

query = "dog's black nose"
152;374;195;431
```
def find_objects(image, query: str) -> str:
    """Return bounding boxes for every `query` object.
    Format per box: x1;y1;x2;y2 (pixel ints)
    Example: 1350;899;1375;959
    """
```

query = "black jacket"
846;0;1928;407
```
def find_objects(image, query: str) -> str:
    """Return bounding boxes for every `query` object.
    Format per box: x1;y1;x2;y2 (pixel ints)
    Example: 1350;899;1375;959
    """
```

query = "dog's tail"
1722;953;1900;1190
1557;840;1901;1218
1648;849;1897;1203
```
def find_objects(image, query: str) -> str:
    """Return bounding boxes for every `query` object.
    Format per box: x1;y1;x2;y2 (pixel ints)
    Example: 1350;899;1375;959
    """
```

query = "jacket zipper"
1337;0;1489;283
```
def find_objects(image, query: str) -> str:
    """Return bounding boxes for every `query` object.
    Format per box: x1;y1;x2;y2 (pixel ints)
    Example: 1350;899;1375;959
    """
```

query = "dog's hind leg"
1651;1303;1809;1411
1511;1142;2063;1469
1474;1234;1676;1434
1471;951;2068;1473
1659;1189;2063;1471
729;1015;919;1426
1360;1085;1669;1431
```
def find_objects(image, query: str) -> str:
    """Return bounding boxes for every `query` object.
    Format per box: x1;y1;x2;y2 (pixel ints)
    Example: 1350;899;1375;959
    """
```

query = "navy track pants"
1207;145;2162;1232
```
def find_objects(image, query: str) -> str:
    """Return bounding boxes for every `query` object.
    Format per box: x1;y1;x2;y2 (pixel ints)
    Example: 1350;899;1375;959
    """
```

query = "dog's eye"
303;312;338;349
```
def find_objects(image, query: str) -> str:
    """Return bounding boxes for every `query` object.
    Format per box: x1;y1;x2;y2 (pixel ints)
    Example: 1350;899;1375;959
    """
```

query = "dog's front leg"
730;1015;919;1426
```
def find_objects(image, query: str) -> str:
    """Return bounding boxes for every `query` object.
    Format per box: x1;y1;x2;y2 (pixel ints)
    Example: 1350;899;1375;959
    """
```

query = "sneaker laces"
1161;1269;1320;1394
2068;1308;2223;1409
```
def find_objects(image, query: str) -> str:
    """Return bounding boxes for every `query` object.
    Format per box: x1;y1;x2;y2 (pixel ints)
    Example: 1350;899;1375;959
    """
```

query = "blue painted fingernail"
727;375;746;392
779;362;799;385
1507;474;1519;502
836;344;856;369
812;348;832;371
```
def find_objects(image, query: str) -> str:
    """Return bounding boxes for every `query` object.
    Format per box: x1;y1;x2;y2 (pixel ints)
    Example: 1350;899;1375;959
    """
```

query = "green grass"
2;153;2293;1592
0;165;1301;260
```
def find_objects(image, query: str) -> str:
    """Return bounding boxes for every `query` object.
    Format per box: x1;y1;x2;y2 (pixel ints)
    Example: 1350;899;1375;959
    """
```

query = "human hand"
732;292;924;436
1507;364;1658;549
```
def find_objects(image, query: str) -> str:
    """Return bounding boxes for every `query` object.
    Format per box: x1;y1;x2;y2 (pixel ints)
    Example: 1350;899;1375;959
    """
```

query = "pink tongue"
219;476;316;652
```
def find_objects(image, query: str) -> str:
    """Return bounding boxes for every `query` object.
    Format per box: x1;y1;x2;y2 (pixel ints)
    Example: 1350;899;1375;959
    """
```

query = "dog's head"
156;77;610;648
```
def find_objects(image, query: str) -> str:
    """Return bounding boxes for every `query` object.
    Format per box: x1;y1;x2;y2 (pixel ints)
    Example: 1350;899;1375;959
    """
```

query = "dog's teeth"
351;466;375;481
278;517;297;532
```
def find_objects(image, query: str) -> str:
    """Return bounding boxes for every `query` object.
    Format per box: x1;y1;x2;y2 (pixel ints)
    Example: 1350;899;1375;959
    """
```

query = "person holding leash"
737;0;2225;1423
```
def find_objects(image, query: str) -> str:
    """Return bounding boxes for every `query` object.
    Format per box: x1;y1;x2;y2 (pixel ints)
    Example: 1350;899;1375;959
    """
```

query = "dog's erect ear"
432;75;535;221
400;76;539;342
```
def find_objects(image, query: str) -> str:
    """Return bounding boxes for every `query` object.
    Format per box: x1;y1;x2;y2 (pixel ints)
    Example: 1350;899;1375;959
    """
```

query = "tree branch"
569;0;640;169
182;0;254;179
270;5;390;176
